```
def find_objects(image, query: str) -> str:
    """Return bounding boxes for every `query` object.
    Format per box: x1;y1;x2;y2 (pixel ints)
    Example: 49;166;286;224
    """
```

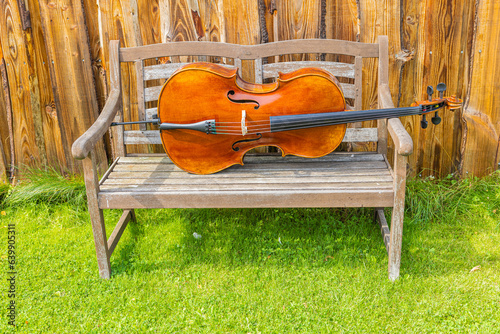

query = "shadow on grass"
110;207;392;276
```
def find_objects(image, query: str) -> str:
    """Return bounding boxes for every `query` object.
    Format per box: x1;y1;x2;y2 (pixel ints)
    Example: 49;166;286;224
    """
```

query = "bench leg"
90;207;111;279
82;151;111;279
107;209;136;256
387;153;407;281
388;204;403;281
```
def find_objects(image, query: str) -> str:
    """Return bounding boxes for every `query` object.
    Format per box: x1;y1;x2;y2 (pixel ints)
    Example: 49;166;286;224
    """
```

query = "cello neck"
269;105;425;133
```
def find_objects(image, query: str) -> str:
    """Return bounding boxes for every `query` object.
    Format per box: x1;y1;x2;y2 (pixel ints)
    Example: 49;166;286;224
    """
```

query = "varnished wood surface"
157;63;349;174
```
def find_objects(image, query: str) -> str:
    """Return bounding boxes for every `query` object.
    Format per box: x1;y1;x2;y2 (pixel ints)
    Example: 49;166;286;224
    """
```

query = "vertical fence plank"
27;0;67;170
0;56;11;180
160;0;199;61
98;0;145;155
137;0;161;45
460;0;500;176
38;0;107;172
405;0;475;177
198;0;223;44
221;0;260;80
277;0;320;62
0;0;41;172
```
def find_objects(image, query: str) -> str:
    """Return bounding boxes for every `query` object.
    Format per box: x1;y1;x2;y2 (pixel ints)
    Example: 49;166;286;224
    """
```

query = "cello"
153;62;461;174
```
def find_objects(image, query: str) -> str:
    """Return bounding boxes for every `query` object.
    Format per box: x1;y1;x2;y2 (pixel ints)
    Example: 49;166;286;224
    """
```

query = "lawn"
0;169;499;333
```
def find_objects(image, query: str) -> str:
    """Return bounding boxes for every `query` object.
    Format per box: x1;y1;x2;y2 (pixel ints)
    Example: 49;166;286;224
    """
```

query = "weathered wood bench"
72;36;413;280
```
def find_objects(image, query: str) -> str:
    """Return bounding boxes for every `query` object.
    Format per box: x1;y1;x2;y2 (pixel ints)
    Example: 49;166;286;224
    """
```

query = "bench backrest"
110;37;389;157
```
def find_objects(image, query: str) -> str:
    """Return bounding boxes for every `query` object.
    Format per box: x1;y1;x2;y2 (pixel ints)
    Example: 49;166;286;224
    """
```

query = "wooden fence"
0;0;498;181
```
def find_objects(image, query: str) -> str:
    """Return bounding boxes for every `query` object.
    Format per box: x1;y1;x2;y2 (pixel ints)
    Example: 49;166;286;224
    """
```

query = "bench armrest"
72;89;121;159
378;84;413;156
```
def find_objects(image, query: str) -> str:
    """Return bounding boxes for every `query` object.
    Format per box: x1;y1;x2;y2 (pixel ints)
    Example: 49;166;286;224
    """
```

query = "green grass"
0;169;499;333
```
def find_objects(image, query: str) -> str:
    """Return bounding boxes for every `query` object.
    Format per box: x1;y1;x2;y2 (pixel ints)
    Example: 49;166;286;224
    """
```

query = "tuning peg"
427;85;434;101
431;111;441;125
421;114;428;129
436;83;446;99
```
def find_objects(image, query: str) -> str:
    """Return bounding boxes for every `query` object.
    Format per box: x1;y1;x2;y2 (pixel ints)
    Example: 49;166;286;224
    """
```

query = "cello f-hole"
227;90;260;110
232;133;262;151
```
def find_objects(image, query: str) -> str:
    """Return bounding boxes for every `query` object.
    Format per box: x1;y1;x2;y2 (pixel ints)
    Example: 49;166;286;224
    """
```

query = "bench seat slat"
107;169;391;179
99;189;393;209
101;174;393;186
111;160;388;173
117;152;384;164
100;182;393;192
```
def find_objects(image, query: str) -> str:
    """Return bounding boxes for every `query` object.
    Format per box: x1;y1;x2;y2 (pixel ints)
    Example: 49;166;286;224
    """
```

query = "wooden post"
82;148;111;279
388;151;407;281
108;40;125;158
377;36;389;155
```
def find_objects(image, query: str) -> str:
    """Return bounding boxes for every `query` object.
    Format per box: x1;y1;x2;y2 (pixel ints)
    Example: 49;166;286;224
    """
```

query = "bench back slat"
262;61;355;79
120;39;379;62
123;128;379;146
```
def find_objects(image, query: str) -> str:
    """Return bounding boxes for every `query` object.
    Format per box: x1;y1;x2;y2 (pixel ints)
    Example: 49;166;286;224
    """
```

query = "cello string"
220;101;443;128
212;107;421;133
212;107;423;135
206;103;444;135
213;106;425;128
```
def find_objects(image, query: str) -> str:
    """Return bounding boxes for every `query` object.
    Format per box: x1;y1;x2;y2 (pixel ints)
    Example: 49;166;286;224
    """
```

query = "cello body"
158;62;347;174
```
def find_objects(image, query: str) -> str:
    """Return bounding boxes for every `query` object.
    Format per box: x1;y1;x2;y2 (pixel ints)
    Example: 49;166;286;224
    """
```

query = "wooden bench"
72;36;413;281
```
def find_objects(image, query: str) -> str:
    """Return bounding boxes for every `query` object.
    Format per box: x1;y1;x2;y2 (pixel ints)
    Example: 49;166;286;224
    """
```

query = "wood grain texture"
400;0;475;177
325;0;359;64
460;0;500;176
0;0;496;177
0;58;13;179
0;0;40;169
277;0;320;62
38;0;107;172
72;41;122;160
375;208;390;254
82;148;110;279
197;0;223;43
98;0;145;155
27;0;67;169
0;51;8;180
221;0;260;81
82;0;106;110
98;153;395;209
107;209;133;256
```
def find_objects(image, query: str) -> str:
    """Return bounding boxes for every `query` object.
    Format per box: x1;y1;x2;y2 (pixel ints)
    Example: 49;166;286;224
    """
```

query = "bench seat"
98;153;394;209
